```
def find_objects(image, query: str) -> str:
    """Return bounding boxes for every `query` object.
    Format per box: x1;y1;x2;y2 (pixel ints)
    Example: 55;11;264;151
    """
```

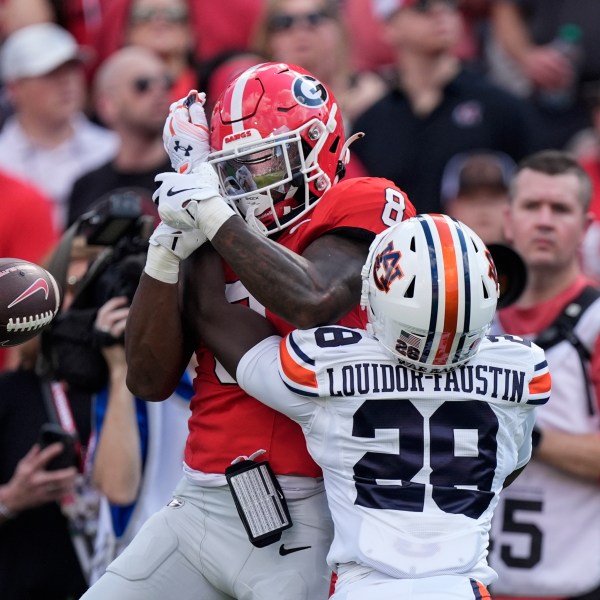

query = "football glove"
144;222;207;284
163;90;210;174
153;164;236;239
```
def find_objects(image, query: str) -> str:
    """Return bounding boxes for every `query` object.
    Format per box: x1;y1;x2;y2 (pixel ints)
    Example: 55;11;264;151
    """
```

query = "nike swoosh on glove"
163;90;210;174
153;164;236;239
153;163;222;230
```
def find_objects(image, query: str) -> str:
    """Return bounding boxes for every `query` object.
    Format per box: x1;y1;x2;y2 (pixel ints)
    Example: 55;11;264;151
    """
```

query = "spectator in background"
0;0;103;48
575;81;600;283
351;0;532;214
91;0;263;82
0;0;54;37
0;23;118;231
253;0;389;131
121;0;197;101
54;225;191;584
84;0;195;99
487;150;600;600
67;45;171;225
488;0;600;151
440;149;515;243
0;170;58;372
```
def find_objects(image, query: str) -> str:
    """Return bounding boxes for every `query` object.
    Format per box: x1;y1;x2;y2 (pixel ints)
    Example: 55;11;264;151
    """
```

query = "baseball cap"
441;151;516;206
0;23;87;83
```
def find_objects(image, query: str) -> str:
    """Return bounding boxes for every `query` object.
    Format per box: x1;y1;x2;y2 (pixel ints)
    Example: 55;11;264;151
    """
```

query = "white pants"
332;570;491;600
81;476;333;600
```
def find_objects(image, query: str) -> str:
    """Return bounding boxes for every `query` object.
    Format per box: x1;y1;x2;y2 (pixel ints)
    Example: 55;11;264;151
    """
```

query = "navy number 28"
352;399;499;519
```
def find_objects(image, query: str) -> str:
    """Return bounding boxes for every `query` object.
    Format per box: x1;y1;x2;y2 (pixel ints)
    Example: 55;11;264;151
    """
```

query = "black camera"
42;189;155;393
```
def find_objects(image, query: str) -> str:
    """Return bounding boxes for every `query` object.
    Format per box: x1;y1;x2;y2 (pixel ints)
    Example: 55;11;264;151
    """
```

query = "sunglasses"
130;5;188;24
268;10;332;32
132;74;173;94
410;0;457;12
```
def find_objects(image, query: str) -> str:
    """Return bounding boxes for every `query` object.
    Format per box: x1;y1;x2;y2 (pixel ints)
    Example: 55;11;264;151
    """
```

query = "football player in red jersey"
82;63;415;600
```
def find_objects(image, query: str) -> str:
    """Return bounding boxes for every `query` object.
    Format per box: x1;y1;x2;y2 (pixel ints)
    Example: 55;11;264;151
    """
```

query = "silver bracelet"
0;500;16;520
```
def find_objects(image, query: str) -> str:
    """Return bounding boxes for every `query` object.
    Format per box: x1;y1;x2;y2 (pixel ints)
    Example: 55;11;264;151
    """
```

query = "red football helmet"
208;62;347;235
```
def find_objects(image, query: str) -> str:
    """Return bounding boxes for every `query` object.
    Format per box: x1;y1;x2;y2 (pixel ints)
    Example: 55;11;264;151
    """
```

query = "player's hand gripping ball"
0;258;61;347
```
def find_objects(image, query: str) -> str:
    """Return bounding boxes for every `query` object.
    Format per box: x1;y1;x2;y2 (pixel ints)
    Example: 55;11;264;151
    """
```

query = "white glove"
144;222;207;284
153;164;236;239
163;90;210;174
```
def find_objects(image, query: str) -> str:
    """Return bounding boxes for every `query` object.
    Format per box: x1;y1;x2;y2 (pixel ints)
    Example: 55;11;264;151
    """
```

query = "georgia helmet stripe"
228;63;263;132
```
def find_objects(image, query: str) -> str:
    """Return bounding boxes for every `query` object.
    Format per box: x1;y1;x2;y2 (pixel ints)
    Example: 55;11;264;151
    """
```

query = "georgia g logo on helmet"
373;241;403;293
292;75;328;108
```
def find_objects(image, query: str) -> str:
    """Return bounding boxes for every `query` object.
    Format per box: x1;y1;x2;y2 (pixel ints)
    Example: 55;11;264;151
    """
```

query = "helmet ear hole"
404;276;416;298
482;278;490;299
409;236;416;252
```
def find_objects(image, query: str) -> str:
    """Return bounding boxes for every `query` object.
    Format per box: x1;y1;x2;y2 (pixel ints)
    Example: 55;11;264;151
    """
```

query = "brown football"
0;258;61;347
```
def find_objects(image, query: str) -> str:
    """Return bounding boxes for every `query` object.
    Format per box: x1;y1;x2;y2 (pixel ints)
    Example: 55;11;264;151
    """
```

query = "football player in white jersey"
194;214;550;600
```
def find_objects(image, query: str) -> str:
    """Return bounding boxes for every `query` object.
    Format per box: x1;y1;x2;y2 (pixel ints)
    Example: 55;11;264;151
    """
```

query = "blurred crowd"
0;1;600;599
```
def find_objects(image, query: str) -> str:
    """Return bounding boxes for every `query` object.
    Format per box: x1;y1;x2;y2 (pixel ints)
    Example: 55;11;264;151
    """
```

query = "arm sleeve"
236;336;316;425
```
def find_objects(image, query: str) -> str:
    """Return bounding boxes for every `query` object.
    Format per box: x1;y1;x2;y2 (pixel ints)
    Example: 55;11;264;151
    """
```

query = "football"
0;258;61;347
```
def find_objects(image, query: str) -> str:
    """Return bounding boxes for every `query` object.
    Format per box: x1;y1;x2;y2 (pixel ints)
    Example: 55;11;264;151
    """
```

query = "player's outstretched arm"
125;274;195;401
211;218;371;329
182;245;279;378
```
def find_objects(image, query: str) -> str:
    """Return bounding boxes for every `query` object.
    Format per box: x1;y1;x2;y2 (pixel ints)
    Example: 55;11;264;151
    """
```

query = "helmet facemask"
209;118;333;235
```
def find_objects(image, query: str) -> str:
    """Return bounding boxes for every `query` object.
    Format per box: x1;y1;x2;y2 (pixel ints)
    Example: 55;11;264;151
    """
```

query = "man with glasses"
66;45;172;225
351;0;533;215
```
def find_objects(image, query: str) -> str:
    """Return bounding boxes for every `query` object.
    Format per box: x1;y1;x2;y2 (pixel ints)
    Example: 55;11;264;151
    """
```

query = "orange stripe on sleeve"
529;371;551;395
279;337;318;389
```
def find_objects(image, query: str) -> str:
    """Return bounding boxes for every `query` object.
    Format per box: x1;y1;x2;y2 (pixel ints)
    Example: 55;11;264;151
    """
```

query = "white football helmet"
360;214;499;372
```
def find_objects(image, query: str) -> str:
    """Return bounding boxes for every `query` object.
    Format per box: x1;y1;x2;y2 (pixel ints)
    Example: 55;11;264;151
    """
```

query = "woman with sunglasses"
253;0;389;135
85;0;197;102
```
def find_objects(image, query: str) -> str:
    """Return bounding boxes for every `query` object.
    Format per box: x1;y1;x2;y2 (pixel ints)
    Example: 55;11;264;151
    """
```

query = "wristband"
144;244;180;285
191;195;236;240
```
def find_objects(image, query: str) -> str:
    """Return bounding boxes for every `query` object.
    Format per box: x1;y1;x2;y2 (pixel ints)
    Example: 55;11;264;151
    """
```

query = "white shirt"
0;114;118;230
237;328;550;586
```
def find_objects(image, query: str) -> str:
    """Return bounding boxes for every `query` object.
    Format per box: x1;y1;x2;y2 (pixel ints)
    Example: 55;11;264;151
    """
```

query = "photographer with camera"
52;195;192;585
87;292;192;584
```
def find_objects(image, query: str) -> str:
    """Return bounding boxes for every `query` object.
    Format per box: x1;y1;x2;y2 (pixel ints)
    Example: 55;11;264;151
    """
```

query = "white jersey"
236;327;550;586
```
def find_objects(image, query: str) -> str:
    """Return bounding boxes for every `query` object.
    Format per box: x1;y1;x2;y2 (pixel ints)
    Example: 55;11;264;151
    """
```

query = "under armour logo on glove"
163;91;210;174
174;141;193;157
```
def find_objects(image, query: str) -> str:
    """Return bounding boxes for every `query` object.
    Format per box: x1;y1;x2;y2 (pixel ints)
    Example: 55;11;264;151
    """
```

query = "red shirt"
185;177;416;475
498;275;600;414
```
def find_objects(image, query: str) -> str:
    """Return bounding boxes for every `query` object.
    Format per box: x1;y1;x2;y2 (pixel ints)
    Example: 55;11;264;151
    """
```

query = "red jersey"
185;177;416;475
